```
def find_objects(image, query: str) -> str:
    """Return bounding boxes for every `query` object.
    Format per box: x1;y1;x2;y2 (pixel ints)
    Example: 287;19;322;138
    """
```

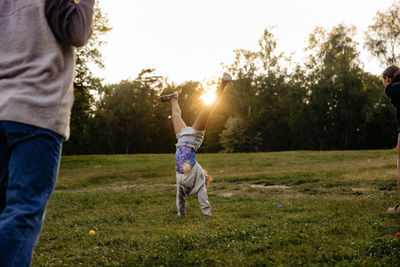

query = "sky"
92;0;395;84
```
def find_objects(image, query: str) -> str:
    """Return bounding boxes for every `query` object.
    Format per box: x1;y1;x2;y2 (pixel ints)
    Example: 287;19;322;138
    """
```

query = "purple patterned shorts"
175;146;197;174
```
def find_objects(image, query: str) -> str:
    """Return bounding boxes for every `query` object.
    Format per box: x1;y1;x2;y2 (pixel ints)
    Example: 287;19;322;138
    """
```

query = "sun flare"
200;89;216;105
200;82;218;105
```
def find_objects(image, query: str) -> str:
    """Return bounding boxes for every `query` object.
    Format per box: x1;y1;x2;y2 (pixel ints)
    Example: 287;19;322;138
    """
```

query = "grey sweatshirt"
0;0;95;139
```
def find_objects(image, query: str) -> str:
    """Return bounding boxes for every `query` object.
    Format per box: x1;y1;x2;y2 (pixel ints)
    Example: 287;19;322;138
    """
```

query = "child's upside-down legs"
170;98;187;135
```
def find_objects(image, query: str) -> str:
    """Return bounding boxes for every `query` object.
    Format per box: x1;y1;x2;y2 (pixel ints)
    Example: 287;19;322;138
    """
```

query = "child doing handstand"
159;73;232;216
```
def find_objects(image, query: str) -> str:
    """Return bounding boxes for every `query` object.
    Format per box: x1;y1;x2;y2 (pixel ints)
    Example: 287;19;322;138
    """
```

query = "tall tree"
94;69;176;154
305;24;367;149
63;1;111;155
365;1;400;66
223;27;291;151
359;72;397;148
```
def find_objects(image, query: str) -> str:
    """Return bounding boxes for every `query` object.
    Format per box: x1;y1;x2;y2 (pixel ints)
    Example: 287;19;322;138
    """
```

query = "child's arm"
198;186;211;216
45;0;95;47
176;186;186;216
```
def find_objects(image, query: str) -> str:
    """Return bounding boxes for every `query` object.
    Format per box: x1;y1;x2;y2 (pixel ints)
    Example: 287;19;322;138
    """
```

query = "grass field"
32;150;400;266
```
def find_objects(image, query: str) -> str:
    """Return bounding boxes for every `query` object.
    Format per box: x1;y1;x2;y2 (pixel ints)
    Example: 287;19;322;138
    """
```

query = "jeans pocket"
1;121;35;140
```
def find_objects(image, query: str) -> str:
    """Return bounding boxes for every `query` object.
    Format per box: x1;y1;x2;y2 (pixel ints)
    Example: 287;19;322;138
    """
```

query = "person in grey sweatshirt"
159;73;232;216
0;0;95;265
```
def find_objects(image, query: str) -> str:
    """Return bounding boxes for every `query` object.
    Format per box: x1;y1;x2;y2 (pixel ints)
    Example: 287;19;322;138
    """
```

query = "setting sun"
200;89;217;105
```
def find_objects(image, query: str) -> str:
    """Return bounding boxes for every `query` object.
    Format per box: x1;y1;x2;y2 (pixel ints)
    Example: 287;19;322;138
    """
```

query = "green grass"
33;150;400;266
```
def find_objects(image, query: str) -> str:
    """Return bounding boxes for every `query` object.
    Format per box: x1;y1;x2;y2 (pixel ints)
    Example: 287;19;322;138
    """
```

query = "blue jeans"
0;121;63;267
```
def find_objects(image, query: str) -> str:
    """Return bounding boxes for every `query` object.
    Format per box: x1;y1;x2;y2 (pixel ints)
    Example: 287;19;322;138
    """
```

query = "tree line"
63;2;400;155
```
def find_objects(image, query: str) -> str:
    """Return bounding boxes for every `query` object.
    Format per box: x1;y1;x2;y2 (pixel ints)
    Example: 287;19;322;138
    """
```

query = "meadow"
33;150;400;266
